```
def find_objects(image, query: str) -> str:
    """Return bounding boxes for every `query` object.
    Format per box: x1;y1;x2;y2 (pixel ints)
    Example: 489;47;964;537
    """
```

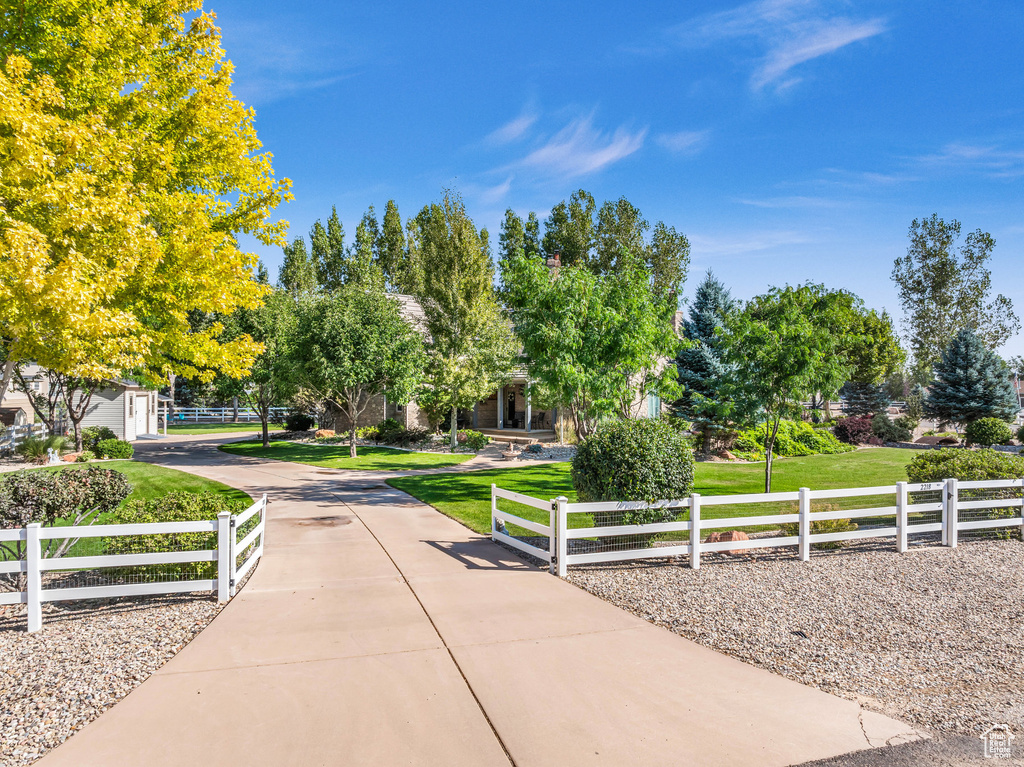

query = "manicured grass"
167;422;276;435
36;460;253;506
219;440;474;471
387;449;913;535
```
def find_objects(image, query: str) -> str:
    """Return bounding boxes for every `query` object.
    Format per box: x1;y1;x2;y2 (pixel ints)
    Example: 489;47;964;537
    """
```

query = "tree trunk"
350;423;357;459
0;358;16;405
260;404;270;448
348;393;358;459
449;405;458;451
71;417;84;452
232;396;239;423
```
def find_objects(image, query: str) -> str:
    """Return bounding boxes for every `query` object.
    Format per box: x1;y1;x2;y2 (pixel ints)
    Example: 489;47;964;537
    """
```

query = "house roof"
391;294;429;334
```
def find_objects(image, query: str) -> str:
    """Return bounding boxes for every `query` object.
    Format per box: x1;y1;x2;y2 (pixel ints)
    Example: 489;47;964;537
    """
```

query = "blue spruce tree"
675;271;735;449
925;328;1019;429
839;380;891;417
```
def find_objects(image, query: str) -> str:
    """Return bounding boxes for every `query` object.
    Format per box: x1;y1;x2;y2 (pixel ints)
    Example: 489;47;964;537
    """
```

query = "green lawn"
167;422;276;435
219;440;474;471
387;449;914;535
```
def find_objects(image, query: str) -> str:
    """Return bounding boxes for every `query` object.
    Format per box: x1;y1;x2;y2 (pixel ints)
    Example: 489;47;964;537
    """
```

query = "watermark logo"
981;724;1014;759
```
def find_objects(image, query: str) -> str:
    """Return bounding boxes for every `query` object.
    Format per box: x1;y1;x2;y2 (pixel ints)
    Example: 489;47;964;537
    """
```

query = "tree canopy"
0;1;290;400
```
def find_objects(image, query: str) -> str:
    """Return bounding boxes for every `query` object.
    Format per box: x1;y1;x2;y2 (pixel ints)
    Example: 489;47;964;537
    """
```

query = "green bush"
82;426;116;452
284;411;315;431
571;419;694;526
734;419;854;460
15;435;67;462
457;429;490;451
1017;424;1024;444
964;418;1013;447
106;491;249;580
894;414;918;434
872;413;913;443
97;438;134;459
906;448;1024;483
373;418;429;447
76;450;95;462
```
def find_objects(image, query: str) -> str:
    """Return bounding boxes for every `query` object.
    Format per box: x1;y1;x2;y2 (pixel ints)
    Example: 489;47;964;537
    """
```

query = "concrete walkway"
38;435;924;766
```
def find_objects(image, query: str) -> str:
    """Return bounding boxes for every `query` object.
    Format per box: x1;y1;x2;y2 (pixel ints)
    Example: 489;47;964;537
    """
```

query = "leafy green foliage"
734;420;854;459
925;328;1019;428
833;416;874;445
15;435;67;462
871;413;913;443
106;492;249;580
285;412;315;432
964;418;1013;446
75;450;95;462
279;236;318;295
82;426;116;453
97;439;133;459
906;448;1024;483
571;419;695;525
892;215;1019;379
457;430;491;451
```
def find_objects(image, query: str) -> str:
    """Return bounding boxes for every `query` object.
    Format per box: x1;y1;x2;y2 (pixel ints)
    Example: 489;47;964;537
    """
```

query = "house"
330;293;669;441
79;380;163;441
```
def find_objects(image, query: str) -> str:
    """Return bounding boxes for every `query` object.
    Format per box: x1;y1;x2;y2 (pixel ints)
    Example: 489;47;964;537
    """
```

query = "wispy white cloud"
655;130;710;155
667;0;887;91
736;195;847;209
916;142;1024;178
486;110;538;145
689;229;814;257
511;115;647;178
479;176;514;204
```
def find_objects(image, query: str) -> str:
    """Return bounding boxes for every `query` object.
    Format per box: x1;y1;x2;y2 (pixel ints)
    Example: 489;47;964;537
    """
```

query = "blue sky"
213;0;1024;356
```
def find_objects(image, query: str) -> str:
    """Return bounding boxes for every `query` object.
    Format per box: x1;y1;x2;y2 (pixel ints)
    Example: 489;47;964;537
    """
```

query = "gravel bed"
567;539;1024;737
0;593;222;766
517;445;576;461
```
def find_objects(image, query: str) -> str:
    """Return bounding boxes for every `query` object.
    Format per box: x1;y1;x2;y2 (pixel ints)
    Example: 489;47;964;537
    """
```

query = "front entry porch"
464;382;558;439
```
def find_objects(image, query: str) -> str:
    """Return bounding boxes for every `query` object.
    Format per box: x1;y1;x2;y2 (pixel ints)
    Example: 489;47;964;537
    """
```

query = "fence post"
896;481;908;553
228;514;238;598
555;496;568;578
26;523;42;633
548;500;556;575
689;494;701;570
217;512;231;602
490;484;497;541
798;487;810;561
946;478;958;548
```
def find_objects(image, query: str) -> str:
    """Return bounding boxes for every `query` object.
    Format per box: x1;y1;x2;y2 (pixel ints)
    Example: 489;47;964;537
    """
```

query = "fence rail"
0;422;60;454
171;407;289;424
0;494;268;632
491;479;1024;577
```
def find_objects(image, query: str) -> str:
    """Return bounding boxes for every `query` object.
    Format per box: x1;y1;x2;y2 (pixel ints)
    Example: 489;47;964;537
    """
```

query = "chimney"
673;310;684;335
545;254;561;276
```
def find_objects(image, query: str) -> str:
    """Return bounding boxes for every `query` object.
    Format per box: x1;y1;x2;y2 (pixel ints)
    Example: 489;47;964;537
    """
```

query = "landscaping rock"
704;529;749;555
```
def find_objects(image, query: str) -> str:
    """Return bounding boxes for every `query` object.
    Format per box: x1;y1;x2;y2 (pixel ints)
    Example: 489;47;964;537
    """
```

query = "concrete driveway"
37;434;924;766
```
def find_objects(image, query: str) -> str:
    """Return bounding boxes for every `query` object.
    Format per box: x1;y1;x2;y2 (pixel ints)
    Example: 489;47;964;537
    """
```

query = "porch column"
526;390;532;433
497;386;504;429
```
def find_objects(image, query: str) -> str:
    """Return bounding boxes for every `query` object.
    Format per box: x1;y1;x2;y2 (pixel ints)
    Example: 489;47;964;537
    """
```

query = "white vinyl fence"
171;407;288;423
0;494;267;632
0;423;58;454
491;480;1024;577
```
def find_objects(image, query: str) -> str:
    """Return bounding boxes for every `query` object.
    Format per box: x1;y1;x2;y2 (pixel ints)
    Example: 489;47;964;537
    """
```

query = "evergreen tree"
925;328;1019;429
675;271;735;441
839;381;891;416
279;236;317;295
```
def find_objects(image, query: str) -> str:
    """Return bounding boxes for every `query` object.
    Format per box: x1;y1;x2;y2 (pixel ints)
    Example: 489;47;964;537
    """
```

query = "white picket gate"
491;479;1024;577
0;494;267;632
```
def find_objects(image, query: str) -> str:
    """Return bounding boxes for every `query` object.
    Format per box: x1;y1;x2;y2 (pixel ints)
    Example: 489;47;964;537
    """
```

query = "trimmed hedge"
571;419;694;526
906;448;1024;483
964;418;1013;447
97;438;134;459
735;419;854;460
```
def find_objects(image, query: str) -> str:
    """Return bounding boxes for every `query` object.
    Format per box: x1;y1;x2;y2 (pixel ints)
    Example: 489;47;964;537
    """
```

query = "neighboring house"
0;363;50;420
330;293;670;440
0;406;30;428
80;380;162;441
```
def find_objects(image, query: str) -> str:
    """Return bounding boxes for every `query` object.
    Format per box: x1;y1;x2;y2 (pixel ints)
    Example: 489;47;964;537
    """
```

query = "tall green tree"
721;285;852;491
542;189;597;268
279;237;317;295
924;328;1018;431
502;253;680;438
413;191;517;449
378;200;410;292
498;209;526;267
675;271;736;448
217;289;295;447
524;212;542;259
291;285;424;457
892;215;1019;380
351;208;384;287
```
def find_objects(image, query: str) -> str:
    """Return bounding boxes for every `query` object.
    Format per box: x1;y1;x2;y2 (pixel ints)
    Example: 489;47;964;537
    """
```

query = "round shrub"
906;448;1024;483
571;419;694;526
284;411;315;432
82;425;116;452
833;416;873;445
456;429;490;451
964;418;1013;447
871;413;912;444
1017;424;1024;444
97;438;134;459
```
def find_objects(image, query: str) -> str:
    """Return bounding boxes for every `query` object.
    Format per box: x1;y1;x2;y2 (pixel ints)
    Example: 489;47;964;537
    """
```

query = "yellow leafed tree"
0;1;291;399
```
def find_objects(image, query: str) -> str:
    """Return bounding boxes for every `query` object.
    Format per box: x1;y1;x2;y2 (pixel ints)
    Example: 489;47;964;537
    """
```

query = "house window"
128;395;134;417
647;392;661;419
